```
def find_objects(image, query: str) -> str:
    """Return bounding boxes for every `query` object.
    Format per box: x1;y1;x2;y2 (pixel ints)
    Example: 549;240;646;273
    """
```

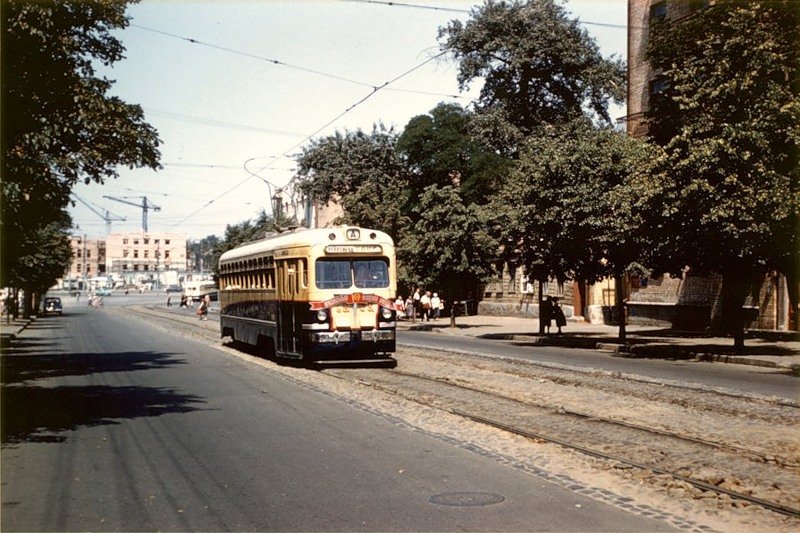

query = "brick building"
66;236;106;287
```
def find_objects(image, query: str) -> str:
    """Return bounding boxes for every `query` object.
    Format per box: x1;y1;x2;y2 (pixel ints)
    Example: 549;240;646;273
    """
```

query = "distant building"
66;236;106;283
104;231;188;281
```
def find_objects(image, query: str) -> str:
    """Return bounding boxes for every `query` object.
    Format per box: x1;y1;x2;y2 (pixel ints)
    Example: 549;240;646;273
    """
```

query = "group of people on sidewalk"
394;288;445;321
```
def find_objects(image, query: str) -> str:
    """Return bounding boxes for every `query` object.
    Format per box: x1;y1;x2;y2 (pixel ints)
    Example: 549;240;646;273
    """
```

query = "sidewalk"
398;314;800;372
0;317;34;348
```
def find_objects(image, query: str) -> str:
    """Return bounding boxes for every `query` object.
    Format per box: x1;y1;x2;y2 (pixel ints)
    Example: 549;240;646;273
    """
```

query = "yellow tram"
217;226;397;364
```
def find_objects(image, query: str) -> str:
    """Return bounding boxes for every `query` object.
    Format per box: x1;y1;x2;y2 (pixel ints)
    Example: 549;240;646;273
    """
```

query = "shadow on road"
1;346;204;445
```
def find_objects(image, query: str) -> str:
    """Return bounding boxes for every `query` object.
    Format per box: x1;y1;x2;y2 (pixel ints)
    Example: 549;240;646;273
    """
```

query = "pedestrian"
552;297;567;335
167;296;172;307
431;292;442;320
197;295;208;321
541;296;553;335
420;291;432;321
404;295;414;319
395;296;405;318
412;287;422;319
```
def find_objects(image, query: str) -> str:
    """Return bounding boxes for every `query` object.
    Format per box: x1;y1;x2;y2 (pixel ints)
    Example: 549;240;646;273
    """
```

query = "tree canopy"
1;0;161;294
438;0;625;150
295;125;409;239
396;103;510;205
491;120;654;284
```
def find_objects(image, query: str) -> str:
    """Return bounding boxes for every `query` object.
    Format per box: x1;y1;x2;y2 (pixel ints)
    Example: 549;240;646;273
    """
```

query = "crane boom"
72;194;126;233
103;196;161;232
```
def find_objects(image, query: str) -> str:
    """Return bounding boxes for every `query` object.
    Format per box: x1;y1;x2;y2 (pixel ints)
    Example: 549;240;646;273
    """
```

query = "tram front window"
353;259;388;288
315;258;389;289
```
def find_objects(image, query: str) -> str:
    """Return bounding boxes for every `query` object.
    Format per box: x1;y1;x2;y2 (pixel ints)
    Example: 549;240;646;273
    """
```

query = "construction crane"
103;196;161;232
71;194;126;234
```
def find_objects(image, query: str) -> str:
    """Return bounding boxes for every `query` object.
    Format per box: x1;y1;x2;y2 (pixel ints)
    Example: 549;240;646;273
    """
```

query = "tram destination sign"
325;244;382;254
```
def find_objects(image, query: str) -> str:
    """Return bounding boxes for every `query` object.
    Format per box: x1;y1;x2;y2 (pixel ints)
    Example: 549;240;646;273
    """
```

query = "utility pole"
103;196;161;232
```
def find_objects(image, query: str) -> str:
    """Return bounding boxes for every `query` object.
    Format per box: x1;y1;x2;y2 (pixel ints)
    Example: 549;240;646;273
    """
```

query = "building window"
123;238;128;245
133;265;139;271
134;250;139;258
165;250;170;259
650;76;669;95
86;265;91;273
650;1;667;21
165;239;170;245
86;250;91;258
144;250;149;258
123;249;129;257
144;238;149;245
76;264;82;272
144;265;149;271
155;239;160;244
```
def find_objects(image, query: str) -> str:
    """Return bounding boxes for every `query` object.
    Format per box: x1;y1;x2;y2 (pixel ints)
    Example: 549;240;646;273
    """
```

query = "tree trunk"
786;269;798;332
711;271;754;354
538;280;545;335
614;274;626;344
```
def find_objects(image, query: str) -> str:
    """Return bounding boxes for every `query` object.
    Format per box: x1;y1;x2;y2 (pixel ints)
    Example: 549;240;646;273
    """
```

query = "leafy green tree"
295;125;409;239
491;120;654;339
399;185;497;327
7;218;74;316
438;0;625;153
1;0;161;293
208;209;277;278
645;0;800;345
396;103;510;205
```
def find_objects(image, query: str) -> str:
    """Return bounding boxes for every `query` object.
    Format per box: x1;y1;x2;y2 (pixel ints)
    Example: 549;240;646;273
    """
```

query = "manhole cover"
429;492;505;507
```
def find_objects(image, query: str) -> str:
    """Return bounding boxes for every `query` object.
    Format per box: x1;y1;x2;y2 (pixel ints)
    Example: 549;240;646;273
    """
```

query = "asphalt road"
398;330;799;401
2;301;674;531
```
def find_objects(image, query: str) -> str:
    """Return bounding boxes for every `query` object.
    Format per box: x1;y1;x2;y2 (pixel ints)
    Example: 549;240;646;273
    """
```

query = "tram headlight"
316;309;328;322
381;307;393;320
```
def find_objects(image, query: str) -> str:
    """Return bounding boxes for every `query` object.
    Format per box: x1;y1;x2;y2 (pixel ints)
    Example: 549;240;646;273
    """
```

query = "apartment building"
104;231;188;276
67;236;106;280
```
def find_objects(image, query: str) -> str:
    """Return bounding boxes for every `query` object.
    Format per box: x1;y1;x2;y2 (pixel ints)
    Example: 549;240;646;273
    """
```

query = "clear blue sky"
69;0;628;241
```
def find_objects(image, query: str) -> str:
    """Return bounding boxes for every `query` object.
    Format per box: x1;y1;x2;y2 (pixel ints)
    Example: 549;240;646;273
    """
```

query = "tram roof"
218;226;394;263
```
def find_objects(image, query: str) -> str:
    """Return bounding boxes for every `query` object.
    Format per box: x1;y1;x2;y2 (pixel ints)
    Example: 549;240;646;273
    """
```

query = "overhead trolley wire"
130;23;468;100
348;0;628;29
169;48;451;230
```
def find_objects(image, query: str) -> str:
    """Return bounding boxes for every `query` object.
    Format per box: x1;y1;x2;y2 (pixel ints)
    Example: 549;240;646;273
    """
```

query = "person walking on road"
431;292;442;320
420;291;432;321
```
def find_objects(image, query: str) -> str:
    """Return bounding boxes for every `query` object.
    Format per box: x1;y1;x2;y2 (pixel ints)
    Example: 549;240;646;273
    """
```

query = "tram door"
277;260;297;355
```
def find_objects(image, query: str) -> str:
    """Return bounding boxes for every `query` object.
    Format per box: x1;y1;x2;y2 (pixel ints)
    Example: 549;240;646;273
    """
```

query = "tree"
396;103;510;205
438;0;625;153
490;120;655;339
1;0;161;293
399;185;497;327
645;0;800;346
295;125;409;239
7;218;74;316
209;210;277;278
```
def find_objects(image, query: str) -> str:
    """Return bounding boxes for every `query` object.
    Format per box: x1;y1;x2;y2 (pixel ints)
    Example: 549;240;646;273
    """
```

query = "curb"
400;325;800;372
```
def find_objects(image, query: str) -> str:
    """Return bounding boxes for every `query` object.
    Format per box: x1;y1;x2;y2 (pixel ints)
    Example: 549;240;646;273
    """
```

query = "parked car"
43;297;63;315
94;288;112;297
164;284;182;293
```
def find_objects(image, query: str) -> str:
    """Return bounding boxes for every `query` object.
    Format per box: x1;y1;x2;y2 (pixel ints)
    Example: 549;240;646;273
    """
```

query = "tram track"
125;304;800;518
324;366;800;518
